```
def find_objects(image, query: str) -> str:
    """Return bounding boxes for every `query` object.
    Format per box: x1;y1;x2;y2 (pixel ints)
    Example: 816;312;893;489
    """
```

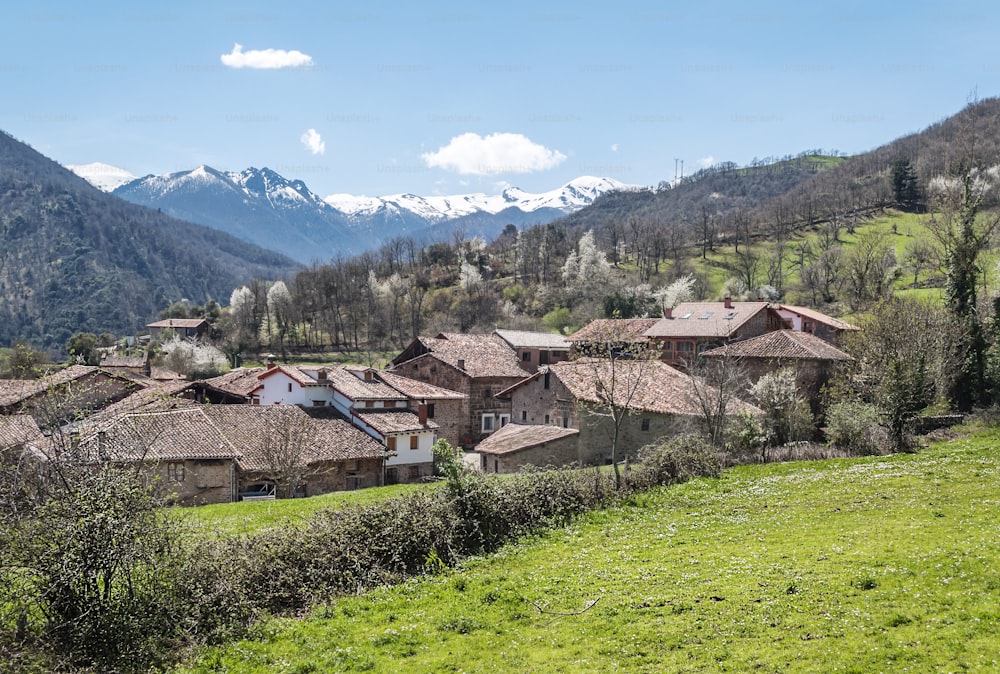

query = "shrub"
634;434;721;486
825;401;891;455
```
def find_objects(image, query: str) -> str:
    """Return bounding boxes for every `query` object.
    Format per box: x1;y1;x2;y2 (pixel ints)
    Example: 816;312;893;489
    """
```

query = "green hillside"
177;427;1000;673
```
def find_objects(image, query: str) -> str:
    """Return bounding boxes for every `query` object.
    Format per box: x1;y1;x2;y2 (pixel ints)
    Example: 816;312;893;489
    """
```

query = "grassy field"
173;483;434;537
176;428;1000;673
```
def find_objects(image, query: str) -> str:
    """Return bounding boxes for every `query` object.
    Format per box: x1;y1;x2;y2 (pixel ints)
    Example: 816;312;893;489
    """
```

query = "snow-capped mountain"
112;166;361;263
67;162;137;191
104;165;633;264
326;176;631;223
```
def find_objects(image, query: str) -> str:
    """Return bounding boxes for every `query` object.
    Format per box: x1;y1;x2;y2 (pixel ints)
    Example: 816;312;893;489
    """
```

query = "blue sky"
3;0;1000;198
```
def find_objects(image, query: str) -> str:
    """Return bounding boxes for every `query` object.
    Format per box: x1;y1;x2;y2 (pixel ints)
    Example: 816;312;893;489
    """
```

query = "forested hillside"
0;131;299;351
219;99;1000;361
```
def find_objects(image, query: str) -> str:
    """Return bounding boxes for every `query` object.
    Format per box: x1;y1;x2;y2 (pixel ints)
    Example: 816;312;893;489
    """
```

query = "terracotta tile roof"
644;302;770;339
146;318;209;329
548;358;759;417
0;415;44;448
776;305;859;331
203;405;386;470
100;354;148;368
397;333;527;379
353;410;439;435
701;330;852;361
0;366;139;408
67;404;385;470
151;367;186;381
256;365;325;387
375;371;466;400
323;367;406;401
566;318;660;343
494;329;571;350
77;382;200;429
204;367;265;396
476;423;579;456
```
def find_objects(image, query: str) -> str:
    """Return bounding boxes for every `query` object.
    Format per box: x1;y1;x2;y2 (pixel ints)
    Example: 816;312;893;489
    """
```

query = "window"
498;414;510;428
483;388;492;398
521;410;527;421
408;465;421;479
641;418;651;432
563;417;569;428
482;414;495;432
409;435;419;450
543;372;550;389
676;341;694;353
522;351;531;362
167;462;185;482
312;400;325;407
662;341;673;359
544;414;550;424
386;436;397;451
365;400;374;408
287;383;293;393
426;403;436;419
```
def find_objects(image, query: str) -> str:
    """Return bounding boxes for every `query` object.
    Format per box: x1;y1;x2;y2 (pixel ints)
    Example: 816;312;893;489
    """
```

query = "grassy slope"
173;483;433;537
177;429;1000;673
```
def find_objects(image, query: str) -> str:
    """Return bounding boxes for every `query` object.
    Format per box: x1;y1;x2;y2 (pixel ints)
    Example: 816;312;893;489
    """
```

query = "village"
0;299;855;507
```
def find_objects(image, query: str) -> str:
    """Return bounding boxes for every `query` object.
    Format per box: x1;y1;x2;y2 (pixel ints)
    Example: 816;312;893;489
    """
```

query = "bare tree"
686;349;750;448
255;411;322;498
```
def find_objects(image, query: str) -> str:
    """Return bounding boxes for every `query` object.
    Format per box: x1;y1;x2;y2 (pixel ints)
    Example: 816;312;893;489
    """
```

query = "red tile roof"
353;410;438;435
776;305;859;332
146;318;209;329
566;318;660;343
701;330;851;361
0;366;140;408
476;423;579;456
644;302;770;339
494;329;571;350
0;415;44;448
204;367;266;396
395;333;527;379
547;358;759;417
375;371;466;400
324;367;406;401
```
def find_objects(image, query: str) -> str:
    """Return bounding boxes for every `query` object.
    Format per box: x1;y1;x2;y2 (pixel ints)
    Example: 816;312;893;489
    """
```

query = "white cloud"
696;155;716;169
611;143;619;152
300;128;325;155
220;43;314;69
421;132;566;175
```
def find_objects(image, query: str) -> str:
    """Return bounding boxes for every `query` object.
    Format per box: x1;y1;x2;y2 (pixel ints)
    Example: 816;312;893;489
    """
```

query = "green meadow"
177;427;1000;673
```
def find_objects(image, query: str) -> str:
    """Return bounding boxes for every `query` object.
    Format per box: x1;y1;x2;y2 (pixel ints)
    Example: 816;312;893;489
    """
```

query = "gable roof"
0;415;44;448
203;367;266;397
353;409;439;435
546;358;759;417
701;330;852;361
67;404;385;470
392;333;527;379
324;367;406;402
146;318;209;329
375;371;466;400
0;366;142;409
255;365;327;387
566;318;659;343
475;423;579;456
644;301;770;339
776;305;859;332
494;329;571;350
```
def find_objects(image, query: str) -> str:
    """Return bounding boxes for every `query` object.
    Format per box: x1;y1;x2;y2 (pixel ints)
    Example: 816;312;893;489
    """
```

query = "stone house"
389;333;529;446
0;365;144;428
146;318;210;340
64;405;386;505
643;299;776;365
700;330;852;414
773;305;859;344
493;329;571;372
490;358;759;472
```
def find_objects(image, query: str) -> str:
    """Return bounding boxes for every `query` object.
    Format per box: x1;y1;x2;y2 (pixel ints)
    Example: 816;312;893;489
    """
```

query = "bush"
634;434;721;486
825;401;891;455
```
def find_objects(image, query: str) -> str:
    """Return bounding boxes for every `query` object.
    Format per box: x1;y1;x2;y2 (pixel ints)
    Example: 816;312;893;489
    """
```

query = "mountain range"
0;131;298;351
73;165;632;263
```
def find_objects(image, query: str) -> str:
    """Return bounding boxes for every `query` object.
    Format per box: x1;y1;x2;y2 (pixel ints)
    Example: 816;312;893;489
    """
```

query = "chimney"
457;359;465;371
418;402;428;425
266;354;277;370
664;307;673;319
724;297;733;309
317;368;328;381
